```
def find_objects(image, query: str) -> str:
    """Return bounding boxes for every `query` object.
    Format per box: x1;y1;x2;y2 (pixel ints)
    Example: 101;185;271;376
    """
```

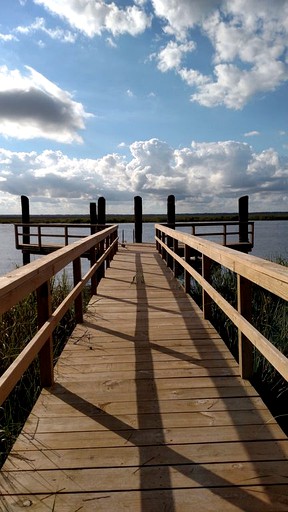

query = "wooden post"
173;239;179;277
90;202;97;235
239;195;249;243
37;282;54;387
98;197;106;226
134;196;142;243
202;255;213;321
237;275;254;379
73;257;83;323
184;245;191;294
167;195;175;268
167;194;175;228
21;195;30;265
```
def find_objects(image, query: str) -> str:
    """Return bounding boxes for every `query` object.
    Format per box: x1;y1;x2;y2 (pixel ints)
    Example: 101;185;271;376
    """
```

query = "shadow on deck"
0;244;287;511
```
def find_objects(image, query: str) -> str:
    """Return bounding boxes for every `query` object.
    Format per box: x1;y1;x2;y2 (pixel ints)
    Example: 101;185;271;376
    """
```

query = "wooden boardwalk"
1;244;287;511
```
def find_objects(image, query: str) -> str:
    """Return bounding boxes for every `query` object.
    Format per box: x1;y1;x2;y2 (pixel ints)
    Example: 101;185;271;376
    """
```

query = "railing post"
202;255;213;321
97;238;105;281
134;196;142;243
73;257;83;323
237;275;254;379
37;281;54;387
90;244;97;296
173;238;179;277
161;231;166;261
106;235;110;269
184;245;191;294
21;195;30;265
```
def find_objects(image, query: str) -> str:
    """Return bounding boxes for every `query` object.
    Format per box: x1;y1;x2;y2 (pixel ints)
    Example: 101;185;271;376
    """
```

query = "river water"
0;220;287;276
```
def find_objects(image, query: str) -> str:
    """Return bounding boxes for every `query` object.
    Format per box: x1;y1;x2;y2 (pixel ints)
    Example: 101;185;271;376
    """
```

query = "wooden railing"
14;223;109;251
164;221;254;250
0;225;118;406
155;224;288;381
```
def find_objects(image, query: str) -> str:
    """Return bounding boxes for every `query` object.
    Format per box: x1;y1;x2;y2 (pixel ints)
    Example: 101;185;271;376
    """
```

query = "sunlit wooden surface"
1;244;287;511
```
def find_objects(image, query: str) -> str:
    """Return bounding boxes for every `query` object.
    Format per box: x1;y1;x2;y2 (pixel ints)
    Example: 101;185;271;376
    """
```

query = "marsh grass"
0;272;89;467
189;257;288;432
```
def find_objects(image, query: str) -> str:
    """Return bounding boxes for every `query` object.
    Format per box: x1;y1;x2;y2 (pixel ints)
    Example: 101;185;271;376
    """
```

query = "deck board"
1;243;287;511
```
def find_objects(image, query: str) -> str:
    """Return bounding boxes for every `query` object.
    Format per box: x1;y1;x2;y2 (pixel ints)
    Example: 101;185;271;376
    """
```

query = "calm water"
0;220;287;276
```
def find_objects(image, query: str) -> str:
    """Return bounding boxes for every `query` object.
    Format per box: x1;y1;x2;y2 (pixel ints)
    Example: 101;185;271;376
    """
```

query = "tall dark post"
167;194;175;228
90;202;97;235
239;195;249;243
166;195;175;268
21;195;30;265
98;197;106;226
134;196;142;243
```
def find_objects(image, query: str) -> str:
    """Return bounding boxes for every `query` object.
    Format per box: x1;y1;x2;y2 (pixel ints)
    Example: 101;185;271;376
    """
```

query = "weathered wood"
155;225;288;381
237;275;254;379
1;244;287;511
37;281;54;387
156;224;288;300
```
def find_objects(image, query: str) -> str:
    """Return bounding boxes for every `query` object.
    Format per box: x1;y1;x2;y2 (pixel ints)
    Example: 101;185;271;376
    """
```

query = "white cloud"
0;33;18;42
0;138;287;213
155;40;196;72
33;0;151;37
106;36;117;48
15;17;77;43
151;0;288;109
244;131;260;137
0;65;92;143
152;0;221;40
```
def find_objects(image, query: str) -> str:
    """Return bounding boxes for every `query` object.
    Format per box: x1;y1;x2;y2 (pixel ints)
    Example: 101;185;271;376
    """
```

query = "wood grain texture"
1;243;287;511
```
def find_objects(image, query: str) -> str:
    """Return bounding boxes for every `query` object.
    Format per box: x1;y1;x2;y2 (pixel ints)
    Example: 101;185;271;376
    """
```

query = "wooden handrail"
0;225;118;405
164;221;254;247
14;223;108;250
155;224;288;381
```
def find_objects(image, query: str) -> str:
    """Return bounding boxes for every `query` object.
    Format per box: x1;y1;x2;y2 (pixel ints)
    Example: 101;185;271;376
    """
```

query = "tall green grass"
190;257;288;432
0;272;87;467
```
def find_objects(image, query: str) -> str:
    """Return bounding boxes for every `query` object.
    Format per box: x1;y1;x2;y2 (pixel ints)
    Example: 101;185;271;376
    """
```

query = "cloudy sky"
0;0;288;214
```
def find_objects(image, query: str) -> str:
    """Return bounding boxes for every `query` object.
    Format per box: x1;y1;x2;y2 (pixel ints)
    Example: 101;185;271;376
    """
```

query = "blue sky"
0;0;288;214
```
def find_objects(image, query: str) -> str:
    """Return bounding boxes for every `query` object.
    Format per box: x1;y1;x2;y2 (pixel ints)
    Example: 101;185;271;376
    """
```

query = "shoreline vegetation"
0;211;287;224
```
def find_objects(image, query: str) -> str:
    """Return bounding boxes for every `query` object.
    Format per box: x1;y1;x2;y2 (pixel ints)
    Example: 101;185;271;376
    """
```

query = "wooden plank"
1;243;287;512
1;487;288;512
1;461;288;494
5;440;288;471
14;423;287;452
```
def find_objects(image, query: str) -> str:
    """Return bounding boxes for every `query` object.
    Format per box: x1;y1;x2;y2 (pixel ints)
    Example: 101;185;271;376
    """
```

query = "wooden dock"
1;244;287;511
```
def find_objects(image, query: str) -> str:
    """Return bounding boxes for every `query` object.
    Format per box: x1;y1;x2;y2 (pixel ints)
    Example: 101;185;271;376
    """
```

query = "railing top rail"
0;225;118;316
15;223;111;228
162;221;254;227
155;224;287;301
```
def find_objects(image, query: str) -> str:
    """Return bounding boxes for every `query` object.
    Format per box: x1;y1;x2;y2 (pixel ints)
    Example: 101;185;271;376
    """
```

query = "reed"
0;272;88;467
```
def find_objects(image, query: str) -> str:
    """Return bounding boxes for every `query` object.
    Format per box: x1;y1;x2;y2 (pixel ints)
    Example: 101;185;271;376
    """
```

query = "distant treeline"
0;211;287;224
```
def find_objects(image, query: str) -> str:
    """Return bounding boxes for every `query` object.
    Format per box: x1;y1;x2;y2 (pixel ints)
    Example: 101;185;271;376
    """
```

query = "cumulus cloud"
155;40;196;72
152;0;288;109
33;0;151;37
20;0;288;110
0;65;92;143
0;138;287;213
